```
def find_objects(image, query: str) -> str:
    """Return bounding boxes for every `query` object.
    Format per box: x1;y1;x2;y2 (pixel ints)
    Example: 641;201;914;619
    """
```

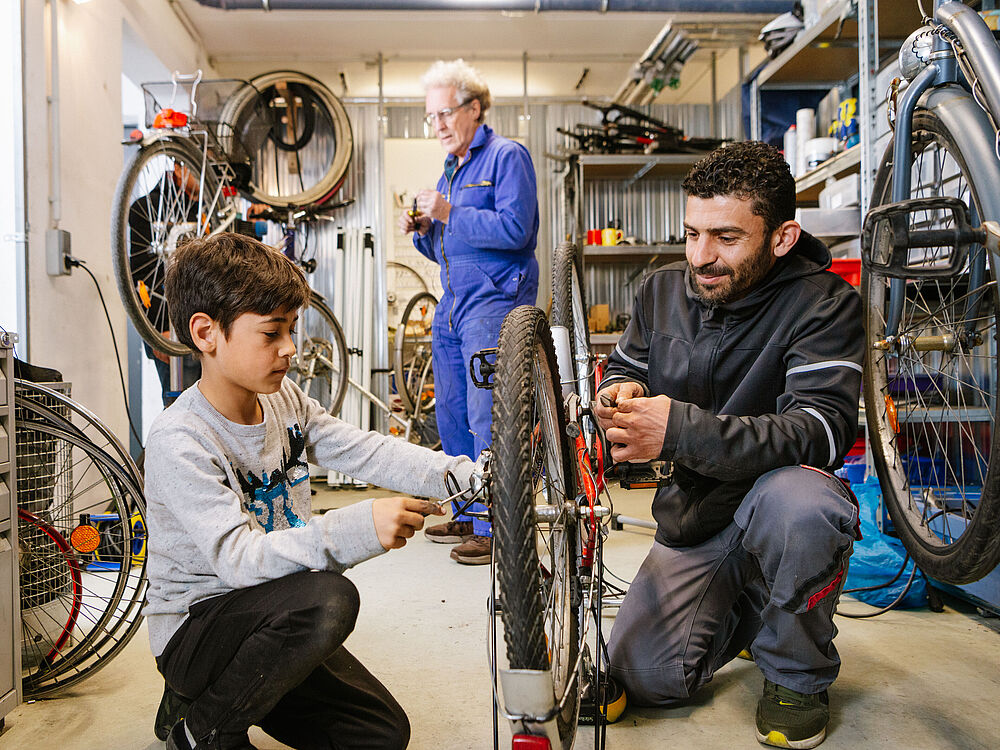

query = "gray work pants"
608;466;859;705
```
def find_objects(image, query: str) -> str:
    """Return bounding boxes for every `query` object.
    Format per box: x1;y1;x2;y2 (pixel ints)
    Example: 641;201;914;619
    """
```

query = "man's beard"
689;237;776;304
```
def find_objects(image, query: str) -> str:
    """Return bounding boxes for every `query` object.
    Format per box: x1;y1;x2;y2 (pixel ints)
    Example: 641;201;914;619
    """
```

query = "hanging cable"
66;256;144;447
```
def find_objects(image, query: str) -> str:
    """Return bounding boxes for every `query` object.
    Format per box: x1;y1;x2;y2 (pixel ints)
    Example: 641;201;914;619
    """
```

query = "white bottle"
784;124;798;177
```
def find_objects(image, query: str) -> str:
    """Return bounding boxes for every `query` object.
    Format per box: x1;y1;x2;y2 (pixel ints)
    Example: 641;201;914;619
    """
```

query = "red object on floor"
512;736;552;749
830;257;861;286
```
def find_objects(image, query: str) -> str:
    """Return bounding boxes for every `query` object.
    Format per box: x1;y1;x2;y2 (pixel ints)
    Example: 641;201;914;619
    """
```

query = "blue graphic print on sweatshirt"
234;424;310;532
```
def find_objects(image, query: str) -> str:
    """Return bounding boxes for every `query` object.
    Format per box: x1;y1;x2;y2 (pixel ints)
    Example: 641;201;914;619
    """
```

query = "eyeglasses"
424;99;473;126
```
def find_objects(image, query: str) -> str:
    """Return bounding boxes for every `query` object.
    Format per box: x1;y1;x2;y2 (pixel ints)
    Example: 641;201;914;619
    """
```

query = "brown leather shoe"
423;519;473;544
450;535;492;565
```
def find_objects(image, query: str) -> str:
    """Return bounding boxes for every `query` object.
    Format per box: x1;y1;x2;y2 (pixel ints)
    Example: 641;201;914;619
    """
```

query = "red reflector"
222;185;238;197
512;736;551;750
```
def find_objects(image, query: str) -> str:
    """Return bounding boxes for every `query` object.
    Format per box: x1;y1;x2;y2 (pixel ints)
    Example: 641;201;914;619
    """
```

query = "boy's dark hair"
165;232;310;352
682;141;795;235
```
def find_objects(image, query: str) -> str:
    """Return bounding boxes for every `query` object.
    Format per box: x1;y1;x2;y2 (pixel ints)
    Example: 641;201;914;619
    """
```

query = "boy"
143;232;475;750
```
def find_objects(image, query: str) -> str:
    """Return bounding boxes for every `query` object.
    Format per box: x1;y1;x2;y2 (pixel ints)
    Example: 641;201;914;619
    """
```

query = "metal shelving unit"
749;0;923;214
583;243;686;262
0;332;20;727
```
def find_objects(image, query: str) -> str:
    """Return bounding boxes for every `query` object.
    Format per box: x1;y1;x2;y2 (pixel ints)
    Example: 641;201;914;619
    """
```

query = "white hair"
421;59;491;121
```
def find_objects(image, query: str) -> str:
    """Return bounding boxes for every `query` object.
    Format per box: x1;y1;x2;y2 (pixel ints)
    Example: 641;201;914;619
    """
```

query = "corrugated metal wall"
291;91;742;373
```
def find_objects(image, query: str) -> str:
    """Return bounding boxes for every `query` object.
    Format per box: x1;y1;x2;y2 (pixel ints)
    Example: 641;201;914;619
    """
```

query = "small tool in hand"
600;393;615;408
407;197;421;218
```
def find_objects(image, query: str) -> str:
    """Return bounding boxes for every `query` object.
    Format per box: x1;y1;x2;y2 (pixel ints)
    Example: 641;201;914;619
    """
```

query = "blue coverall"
413;123;539;537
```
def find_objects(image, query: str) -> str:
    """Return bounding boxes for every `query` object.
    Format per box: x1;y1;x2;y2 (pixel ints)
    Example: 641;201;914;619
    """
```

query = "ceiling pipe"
194;1;793;13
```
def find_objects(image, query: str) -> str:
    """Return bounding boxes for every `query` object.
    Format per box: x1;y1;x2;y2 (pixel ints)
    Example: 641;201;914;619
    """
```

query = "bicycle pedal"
863;196;1000;279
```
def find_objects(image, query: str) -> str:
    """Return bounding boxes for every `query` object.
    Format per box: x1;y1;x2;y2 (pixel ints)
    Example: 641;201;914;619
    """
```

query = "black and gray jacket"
601;231;864;548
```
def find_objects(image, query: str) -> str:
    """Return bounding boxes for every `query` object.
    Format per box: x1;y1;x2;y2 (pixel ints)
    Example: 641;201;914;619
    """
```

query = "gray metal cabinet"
0;332;20;725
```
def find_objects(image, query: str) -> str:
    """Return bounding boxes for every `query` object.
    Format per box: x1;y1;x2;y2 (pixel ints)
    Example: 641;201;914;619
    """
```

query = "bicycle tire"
16;417;147;697
863;100;1000;583
110;136;231;356
394;292;438;417
288;291;349;417
219;70;353;209
551;242;593;408
491;305;581;744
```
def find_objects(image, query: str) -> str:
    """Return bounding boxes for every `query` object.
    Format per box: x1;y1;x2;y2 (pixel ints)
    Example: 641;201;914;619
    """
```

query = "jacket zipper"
442;161;465;331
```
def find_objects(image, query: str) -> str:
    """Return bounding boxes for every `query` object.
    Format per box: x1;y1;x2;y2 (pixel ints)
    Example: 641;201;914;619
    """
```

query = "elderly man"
596;141;864;748
398;59;539;565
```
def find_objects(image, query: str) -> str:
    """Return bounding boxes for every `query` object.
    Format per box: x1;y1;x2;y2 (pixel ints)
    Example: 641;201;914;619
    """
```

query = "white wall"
1;1;23;337
21;0;215;437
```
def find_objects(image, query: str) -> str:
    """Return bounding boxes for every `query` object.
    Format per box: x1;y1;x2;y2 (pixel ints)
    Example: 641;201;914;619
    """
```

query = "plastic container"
830;257;861;286
803;136;838;170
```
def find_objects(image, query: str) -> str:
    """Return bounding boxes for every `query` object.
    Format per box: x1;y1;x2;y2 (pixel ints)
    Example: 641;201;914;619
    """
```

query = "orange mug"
601;227;623;246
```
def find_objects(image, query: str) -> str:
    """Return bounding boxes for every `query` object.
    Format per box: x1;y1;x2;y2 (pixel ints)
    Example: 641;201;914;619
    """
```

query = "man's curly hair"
682;141;795;235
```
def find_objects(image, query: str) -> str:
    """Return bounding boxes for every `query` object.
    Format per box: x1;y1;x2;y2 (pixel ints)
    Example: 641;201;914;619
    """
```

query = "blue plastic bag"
842;477;927;609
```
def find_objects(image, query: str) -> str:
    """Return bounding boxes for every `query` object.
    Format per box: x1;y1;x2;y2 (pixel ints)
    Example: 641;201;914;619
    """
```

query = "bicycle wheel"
491;305;581;744
863;105;1000;583
394;292;437;417
288;291;349;417
16;416;147;697
219;71;353;209
110;136;235;356
551;242;593;407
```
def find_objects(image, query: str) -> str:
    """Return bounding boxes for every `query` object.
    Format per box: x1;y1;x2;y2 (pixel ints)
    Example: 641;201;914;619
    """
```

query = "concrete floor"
3;482;1000;750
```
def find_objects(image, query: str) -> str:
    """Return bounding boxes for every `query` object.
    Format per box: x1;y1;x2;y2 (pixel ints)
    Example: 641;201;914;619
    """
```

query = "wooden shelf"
756;0;923;87
576;153;703;183
795;145;861;204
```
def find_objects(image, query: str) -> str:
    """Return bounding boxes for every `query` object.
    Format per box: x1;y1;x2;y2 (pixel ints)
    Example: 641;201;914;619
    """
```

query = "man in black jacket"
595;141;863;749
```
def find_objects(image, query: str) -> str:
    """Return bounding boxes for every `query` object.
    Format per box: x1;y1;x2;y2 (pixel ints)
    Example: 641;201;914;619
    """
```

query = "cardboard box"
588;304;610;334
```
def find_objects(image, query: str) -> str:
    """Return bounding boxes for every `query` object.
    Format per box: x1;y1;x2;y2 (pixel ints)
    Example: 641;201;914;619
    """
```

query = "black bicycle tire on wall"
110;136;212;357
219;70;353;210
491;305;581;745
863;102;1000;583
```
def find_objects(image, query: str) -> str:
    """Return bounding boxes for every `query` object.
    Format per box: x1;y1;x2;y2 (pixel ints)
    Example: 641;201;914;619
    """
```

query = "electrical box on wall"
46;228;71;276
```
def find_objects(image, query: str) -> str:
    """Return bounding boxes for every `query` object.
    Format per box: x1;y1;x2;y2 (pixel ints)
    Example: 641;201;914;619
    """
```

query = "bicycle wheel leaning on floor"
15;404;147;698
490;305;581;747
862;99;1000;584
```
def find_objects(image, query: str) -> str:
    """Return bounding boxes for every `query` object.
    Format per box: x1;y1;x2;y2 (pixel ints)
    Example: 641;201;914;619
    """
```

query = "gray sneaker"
755;679;829;749
423;519;473;544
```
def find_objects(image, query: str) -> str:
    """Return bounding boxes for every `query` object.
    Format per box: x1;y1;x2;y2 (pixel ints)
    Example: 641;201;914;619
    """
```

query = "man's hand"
416;189;451;224
594;381;645;432
604;394;672;464
397;211;432;236
372;496;445;550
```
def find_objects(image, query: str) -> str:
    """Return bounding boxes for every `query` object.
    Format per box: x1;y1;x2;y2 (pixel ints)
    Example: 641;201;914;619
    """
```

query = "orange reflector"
128;128;143;142
884;394;898;434
137;280;152;310
512;736;551;750
70;524;101;554
153;108;188;129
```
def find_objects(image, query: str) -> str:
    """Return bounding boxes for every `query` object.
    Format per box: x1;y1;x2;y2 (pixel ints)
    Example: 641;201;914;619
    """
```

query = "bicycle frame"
882;0;1000;338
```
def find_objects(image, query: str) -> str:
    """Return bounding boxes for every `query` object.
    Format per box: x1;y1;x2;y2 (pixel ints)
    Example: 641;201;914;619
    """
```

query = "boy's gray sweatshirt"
143;378;474;656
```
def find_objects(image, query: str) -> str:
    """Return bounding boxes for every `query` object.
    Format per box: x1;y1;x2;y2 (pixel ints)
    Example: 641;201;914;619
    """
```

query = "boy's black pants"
156;570;409;749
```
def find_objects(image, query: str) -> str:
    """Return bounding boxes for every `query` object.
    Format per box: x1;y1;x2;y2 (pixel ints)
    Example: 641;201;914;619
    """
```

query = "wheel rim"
15;417;146;697
288;296;348;416
219;71;353;209
396;293;437;417
113;138;236;356
866;119;998;567
530;346;577;703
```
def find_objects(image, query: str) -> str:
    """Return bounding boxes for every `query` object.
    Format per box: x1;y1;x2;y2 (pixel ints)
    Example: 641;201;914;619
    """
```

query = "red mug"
586;229;602;245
